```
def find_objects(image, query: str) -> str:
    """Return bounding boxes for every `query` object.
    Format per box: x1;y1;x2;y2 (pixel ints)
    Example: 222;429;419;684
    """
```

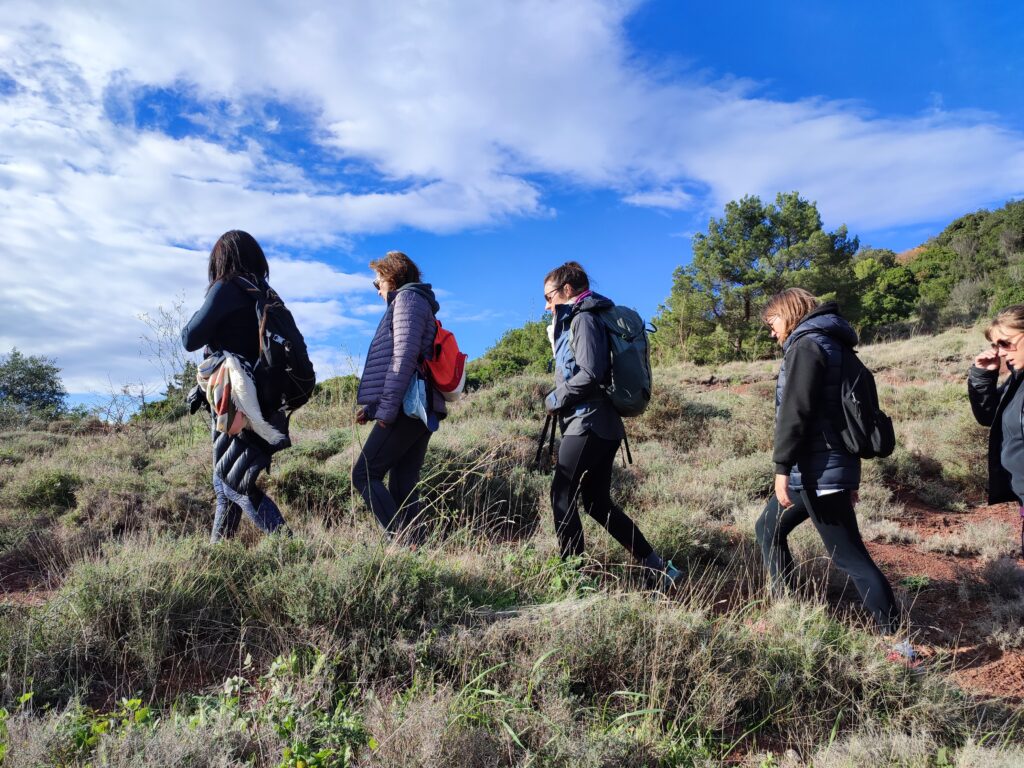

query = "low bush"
13;469;81;511
269;463;354;515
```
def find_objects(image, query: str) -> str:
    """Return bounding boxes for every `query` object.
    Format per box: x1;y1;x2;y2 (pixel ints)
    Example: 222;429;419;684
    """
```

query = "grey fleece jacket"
545;292;625;441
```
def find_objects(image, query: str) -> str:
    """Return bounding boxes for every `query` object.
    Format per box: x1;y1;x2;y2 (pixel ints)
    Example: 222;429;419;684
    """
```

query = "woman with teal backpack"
542;261;682;588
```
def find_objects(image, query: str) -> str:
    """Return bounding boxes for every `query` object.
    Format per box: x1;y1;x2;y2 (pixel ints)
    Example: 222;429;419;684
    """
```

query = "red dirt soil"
868;500;1024;700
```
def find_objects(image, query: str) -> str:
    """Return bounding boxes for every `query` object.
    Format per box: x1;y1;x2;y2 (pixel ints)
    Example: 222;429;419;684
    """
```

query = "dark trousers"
755;490;899;634
551;432;654;562
352;415;432;536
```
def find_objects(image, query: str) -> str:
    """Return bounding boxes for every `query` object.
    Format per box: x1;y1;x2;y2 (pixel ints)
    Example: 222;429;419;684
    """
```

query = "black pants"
352;415;432;536
551;432;654;562
755;490;899;634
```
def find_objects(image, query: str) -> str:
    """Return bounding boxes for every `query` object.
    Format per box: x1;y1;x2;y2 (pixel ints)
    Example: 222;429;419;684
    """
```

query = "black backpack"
235;276;316;414
835;347;895;459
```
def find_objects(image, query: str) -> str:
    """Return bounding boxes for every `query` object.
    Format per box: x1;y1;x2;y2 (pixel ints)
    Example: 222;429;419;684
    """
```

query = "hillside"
1;326;1024;766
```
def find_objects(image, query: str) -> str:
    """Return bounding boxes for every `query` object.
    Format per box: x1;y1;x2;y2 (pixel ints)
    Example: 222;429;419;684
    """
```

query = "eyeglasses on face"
372;279;381;291
992;332;1024;351
544;283;566;303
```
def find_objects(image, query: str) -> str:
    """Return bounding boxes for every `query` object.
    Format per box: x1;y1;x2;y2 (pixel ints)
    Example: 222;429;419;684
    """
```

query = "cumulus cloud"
0;0;1022;392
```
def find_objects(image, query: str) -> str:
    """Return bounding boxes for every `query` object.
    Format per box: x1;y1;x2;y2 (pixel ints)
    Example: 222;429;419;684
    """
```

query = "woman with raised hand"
543;261;682;588
968;306;1024;541
754;288;911;659
182;230;289;543
352;251;445;542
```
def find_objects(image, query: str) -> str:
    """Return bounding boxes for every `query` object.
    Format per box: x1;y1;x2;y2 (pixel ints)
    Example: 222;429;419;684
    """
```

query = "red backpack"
423;320;467;401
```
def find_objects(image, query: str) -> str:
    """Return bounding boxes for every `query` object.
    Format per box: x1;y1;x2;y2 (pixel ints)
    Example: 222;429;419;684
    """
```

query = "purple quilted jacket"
357;283;446;424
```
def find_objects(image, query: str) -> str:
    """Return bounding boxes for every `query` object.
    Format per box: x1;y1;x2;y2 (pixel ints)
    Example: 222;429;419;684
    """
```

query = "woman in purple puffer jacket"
352;251;445;541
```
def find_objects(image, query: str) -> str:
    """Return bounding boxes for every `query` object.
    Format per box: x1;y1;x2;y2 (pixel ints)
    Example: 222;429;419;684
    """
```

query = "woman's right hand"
974;348;1000;371
355;407;369;425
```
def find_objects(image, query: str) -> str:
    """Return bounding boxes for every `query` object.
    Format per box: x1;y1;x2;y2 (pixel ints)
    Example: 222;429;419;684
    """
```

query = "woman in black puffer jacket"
182;230;288;542
755;288;902;641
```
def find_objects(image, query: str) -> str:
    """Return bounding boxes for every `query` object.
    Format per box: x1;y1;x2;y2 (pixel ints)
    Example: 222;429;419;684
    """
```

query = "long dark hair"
208;230;269;288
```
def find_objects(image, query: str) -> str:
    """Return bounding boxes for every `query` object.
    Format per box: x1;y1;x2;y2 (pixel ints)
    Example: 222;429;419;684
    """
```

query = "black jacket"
773;303;861;491
968;365;1023;504
181;279;260;363
182;277;286;494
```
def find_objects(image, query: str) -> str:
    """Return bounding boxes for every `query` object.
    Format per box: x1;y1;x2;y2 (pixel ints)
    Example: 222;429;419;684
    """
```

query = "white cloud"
1;0;1023;392
623;187;696;211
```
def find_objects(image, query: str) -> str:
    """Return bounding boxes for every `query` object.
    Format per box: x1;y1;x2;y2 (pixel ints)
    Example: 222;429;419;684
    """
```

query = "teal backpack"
575;304;654;418
536;303;654;470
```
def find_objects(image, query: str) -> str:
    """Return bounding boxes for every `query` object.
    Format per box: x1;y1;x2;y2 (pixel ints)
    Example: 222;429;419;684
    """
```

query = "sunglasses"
993;333;1024;351
372;279;381;291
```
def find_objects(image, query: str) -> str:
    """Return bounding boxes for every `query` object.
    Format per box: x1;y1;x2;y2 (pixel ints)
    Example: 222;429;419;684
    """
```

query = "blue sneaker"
654;561;685;592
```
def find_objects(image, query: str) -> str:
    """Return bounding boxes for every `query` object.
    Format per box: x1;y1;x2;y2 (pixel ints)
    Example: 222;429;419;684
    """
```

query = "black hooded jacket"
773;302;861;492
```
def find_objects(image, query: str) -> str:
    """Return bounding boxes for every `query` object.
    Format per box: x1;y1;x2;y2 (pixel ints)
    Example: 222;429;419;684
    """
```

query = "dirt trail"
868;500;1024;700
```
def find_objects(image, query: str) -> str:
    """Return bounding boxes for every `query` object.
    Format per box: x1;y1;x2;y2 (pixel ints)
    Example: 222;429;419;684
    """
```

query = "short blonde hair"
760;288;820;343
988;304;1024;341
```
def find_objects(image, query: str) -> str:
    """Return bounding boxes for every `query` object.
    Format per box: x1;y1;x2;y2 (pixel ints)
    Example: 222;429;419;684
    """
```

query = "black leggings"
352;414;432;536
755;490;899;634
551;432;654;562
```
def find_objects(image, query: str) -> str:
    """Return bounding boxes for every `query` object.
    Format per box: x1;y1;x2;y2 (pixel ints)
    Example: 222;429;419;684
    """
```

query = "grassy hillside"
1;326;1023;766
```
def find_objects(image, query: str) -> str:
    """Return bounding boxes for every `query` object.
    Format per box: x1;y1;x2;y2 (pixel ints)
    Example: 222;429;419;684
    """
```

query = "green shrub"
450;375;549;423
270;463;354;514
290;429;354;462
2;537;478;703
419;445;546;540
14;469;81;510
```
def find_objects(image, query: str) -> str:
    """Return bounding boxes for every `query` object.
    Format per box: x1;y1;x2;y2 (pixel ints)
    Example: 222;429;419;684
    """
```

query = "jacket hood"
783;301;858;352
393;282;440;313
553;291;614;326
572;291;614;315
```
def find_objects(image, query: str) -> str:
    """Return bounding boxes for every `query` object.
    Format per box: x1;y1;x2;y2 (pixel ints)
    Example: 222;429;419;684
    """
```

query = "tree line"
5;193;1023;409
469;193;1024;384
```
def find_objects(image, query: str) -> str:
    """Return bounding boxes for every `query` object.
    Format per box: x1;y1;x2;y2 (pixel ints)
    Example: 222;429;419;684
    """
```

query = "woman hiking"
182;230;289;542
352;251;445;542
754;288;914;661
542;261;681;588
968;305;1024;552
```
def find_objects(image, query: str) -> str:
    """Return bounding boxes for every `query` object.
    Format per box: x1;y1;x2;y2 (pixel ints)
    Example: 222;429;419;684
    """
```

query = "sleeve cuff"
774;463;792;475
969;365;998;380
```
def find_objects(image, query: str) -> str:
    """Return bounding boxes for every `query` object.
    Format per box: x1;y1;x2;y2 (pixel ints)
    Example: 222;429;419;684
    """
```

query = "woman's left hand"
774;474;793;509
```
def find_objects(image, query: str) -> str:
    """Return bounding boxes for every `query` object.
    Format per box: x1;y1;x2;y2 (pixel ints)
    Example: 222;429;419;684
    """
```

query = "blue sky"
0;1;1022;398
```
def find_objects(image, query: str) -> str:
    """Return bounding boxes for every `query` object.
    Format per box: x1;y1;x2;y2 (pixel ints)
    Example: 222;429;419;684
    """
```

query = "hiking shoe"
886;640;921;668
651;560;685;592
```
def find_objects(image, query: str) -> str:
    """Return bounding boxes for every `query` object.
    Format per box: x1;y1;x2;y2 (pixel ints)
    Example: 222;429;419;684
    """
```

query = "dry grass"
1;324;1023;765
